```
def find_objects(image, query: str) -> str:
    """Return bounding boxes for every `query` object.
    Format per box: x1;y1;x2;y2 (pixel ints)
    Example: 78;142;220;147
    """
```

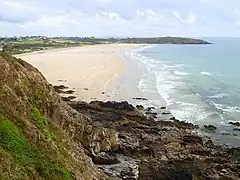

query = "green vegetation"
36;87;45;100
119;37;211;44
0;115;72;179
0;116;35;167
1;37;86;55
30;107;48;132
30;107;58;141
0;36;211;55
64;36;211;44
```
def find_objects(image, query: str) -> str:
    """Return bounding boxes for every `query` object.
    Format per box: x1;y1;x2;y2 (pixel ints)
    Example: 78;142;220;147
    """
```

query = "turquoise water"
130;38;240;126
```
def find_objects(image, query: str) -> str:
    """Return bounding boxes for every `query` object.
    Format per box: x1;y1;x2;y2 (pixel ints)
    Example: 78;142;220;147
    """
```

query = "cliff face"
0;52;240;180
0;52;115;179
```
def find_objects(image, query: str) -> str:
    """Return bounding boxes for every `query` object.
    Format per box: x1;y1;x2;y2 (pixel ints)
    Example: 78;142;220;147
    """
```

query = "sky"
1;0;240;37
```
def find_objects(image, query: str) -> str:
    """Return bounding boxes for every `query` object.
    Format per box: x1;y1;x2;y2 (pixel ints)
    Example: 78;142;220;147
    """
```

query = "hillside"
0;52;239;180
0;52;111;179
119;37;211;44
65;36;211;44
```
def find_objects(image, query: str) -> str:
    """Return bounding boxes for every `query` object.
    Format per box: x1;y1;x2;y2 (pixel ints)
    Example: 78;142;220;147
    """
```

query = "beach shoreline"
13;42;240;147
16;44;144;102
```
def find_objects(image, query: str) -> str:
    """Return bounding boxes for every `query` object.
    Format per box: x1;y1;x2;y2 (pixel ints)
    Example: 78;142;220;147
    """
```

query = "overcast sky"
1;0;240;37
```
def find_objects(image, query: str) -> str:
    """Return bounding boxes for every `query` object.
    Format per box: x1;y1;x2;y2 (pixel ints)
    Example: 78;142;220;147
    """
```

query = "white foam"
213;103;240;113
174;71;189;76
209;93;229;99
155;71;181;105
201;71;212;76
170;101;211;123
133;45;156;52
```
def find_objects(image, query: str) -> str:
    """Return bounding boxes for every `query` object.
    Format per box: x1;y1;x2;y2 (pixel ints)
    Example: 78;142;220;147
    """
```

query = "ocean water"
127;38;240;127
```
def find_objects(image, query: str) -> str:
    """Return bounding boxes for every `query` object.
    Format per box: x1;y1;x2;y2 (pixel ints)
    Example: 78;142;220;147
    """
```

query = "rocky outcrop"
204;125;217;132
229;121;240;127
69;101;240;180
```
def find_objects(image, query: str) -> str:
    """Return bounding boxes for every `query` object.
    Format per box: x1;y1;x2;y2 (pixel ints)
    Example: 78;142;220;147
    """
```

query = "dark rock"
174;120;196;129
204;125;217;132
118;134;127;139
229;122;240;127
84;88;89;90
136;105;144;110
169;117;176;120
182;135;203;146
54;84;68;89
148;114;157;119
102;92;105;94
147;116;155;122
53;85;74;95
145;107;155;112
93;153;120;165
133;97;148;101
162;112;171;115
204;139;214;148
233;128;240;132
146;107;152;112
145;112;157;116
69;101;89;109
221;132;231;136
61;96;76;101
120;164;139;180
227;147;240;157
67;100;239;179
64;90;75;94
160;107;167;109
53;85;68;93
58;79;67;82
139;160;193;180
68;96;77;100
90;101;135;111
61;97;70;101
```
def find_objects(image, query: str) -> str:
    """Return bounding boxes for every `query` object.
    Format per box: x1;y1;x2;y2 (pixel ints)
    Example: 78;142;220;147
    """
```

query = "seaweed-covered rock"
204;125;217;132
136;105;144;110
230;122;240;127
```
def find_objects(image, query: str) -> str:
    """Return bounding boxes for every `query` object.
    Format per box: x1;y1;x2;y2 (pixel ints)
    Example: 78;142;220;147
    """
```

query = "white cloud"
185;13;197;24
234;8;240;14
96;12;121;20
1;0;240;36
3;0;32;11
172;11;196;25
199;0;210;3
137;10;158;19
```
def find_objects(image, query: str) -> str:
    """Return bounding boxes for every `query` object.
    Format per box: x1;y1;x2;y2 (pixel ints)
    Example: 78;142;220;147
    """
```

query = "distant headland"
0;36;211;55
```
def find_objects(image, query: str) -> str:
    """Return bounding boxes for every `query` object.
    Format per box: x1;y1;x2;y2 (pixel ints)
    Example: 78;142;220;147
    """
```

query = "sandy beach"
16;44;142;102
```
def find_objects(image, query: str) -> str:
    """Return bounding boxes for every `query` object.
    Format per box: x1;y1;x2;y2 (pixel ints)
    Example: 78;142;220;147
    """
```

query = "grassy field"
2;38;89;55
10;40;46;44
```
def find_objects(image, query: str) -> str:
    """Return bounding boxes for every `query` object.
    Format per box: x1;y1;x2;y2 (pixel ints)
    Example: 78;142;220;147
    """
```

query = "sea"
125;38;240;140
